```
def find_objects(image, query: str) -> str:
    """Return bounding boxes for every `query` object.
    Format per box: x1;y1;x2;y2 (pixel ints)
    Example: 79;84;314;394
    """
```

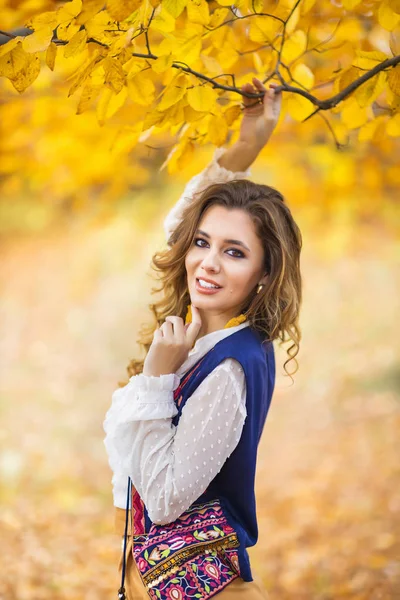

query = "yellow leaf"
68;53;104;96
22;26;54;53
96;85;128;125
200;53;221;74
386;112;400;136
331;121;349;146
165;139;195;173
358;116;387;141
187;85;218;111
57;20;81;42
127;74;155;106
103;57;126;93
158;76;188;110
216;0;235;5
77;0;105;25
287;93;314;121
224;104;241;126
333;66;361;95
249;16;281;43
64;29;88;58
292;63;314;89
106;0;142;21
186;0;210;25
353;50;388;70
208;7;229;27
110;126;141;156
159;25;202;65
152;54;174;73
85;10;120;45
386;87;400;110
388;65;400;96
207;114;228;145
354;71;386;107
46;42;57;71
57;0;83;23
300;0;316;14
159;98;187;126
184;104;206;122
0;38;23;58
151;7;176;33
0;42;41;92
247;0;263;12
163;0;187;18
281;30;307;63
285;4;300;34
340;97;369;129
378;0;400;30
76;82;103;113
25;11;58;29
218;43;239;69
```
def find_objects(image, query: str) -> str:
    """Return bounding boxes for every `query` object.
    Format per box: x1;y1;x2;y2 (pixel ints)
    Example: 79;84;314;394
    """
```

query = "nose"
200;248;221;273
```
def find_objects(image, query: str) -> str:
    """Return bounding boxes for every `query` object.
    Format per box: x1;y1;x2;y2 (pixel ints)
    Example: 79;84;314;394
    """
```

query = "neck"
196;307;243;339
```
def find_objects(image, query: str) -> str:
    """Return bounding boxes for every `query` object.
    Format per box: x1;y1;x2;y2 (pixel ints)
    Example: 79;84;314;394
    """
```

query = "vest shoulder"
212;326;273;363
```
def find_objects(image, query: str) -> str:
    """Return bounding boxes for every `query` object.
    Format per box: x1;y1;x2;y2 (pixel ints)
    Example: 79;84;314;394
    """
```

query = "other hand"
238;78;282;152
142;306;202;377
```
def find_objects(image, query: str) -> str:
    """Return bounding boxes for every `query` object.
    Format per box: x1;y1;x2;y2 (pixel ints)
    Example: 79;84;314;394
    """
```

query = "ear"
259;272;269;286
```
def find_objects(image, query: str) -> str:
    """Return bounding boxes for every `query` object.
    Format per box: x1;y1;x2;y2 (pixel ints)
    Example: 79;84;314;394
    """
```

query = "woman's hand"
238;78;282;152
142;305;202;377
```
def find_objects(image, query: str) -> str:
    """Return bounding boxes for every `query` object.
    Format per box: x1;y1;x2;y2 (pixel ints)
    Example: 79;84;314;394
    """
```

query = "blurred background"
1;1;400;598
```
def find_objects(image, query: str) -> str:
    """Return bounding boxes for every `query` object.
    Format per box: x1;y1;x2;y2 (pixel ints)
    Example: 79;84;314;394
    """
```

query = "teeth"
198;279;219;289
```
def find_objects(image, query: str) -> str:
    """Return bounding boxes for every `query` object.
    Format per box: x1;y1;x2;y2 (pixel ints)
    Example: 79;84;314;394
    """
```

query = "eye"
227;249;245;258
193;238;244;258
194;237;208;248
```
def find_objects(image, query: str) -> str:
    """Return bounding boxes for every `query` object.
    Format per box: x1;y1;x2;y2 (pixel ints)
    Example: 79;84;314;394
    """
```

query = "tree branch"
0;28;399;111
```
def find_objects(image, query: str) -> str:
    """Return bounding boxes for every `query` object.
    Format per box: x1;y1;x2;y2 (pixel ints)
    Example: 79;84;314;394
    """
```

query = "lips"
196;277;222;288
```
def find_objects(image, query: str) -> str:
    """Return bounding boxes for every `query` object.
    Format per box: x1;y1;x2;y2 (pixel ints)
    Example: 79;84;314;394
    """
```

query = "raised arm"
164;77;282;245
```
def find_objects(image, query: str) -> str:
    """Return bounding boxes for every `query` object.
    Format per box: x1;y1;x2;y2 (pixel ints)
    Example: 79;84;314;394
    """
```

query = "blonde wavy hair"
123;178;302;385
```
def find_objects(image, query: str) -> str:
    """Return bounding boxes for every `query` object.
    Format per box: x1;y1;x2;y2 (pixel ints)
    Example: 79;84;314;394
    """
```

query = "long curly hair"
123;178;303;384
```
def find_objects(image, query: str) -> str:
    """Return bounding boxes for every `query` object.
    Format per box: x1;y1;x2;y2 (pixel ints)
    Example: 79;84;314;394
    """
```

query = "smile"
195;278;222;294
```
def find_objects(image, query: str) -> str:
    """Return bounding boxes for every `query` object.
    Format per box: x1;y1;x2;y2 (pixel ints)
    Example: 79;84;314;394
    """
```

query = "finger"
160;320;173;340
165;316;185;341
153;327;162;339
241;82;258;109
185;304;202;347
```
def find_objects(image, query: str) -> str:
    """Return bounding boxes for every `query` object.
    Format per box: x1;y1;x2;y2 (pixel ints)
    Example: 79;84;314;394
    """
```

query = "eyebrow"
196;229;251;252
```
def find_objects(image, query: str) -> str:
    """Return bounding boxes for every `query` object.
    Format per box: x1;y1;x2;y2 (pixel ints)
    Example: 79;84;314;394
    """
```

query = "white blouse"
103;147;253;525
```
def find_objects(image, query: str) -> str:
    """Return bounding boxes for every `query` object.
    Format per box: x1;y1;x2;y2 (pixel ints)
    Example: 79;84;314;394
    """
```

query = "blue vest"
144;325;275;582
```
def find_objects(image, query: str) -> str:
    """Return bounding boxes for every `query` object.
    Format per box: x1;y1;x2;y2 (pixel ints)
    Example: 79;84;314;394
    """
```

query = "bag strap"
118;476;132;600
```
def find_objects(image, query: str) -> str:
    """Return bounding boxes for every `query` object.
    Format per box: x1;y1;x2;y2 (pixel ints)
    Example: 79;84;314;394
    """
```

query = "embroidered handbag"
118;477;242;600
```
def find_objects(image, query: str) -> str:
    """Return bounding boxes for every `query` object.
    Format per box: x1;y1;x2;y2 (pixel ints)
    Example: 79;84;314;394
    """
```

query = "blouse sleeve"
163;147;252;245
103;359;247;525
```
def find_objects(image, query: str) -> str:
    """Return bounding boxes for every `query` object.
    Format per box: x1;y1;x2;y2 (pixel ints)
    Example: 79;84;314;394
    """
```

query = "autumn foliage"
1;0;399;174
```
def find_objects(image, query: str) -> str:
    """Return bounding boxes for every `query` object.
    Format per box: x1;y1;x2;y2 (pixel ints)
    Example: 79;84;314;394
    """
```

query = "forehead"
199;205;257;239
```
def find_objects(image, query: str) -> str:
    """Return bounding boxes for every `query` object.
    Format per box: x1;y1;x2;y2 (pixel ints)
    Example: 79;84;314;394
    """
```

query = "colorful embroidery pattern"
132;489;145;535
173;355;208;410
132;498;241;599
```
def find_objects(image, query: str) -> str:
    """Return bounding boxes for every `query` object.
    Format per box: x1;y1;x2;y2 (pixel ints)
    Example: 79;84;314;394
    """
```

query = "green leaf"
205;584;210;592
144;549;149;560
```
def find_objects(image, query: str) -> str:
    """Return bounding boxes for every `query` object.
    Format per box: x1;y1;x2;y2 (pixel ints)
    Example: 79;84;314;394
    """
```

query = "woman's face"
185;204;268;321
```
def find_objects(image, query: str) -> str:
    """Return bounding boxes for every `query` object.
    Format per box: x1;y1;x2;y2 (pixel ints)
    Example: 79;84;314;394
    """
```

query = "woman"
103;78;302;600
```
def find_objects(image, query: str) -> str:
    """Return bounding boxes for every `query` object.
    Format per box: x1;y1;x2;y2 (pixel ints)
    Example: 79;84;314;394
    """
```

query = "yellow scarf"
184;304;247;329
